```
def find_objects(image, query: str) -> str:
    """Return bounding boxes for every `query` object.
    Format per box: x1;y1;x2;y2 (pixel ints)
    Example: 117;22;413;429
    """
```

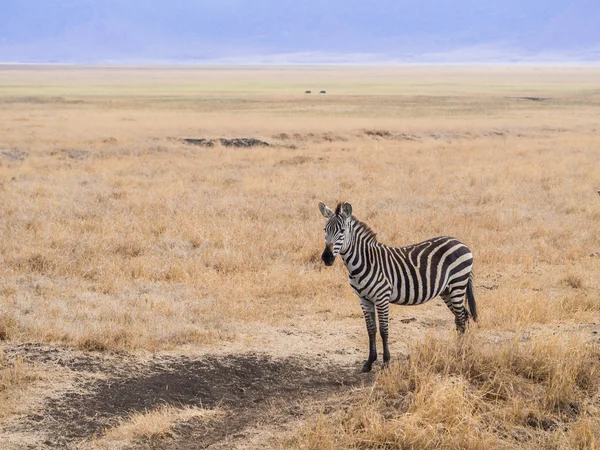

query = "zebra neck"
340;217;378;265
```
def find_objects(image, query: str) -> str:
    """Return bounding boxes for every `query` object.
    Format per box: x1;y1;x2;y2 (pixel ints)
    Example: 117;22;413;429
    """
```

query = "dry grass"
0;346;42;418
288;332;600;449
82;405;222;449
1;65;600;447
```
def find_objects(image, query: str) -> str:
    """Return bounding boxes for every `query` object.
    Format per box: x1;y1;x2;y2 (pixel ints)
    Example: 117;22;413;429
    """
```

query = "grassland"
1;65;600;449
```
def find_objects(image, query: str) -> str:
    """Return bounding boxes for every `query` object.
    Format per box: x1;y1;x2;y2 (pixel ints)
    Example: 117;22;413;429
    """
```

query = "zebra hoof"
361;361;373;373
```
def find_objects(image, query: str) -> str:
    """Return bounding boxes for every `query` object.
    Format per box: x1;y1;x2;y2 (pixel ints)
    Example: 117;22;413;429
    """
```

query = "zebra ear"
341;202;352;218
319;202;334;219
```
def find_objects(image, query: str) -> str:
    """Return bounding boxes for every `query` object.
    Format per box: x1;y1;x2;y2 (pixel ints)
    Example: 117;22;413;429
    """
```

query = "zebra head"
319;201;352;266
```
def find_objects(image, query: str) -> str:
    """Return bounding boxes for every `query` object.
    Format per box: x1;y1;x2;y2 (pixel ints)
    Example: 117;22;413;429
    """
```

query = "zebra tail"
466;274;478;322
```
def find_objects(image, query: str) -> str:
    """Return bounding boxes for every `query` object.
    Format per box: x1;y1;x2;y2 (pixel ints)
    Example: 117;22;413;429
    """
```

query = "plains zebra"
319;201;477;372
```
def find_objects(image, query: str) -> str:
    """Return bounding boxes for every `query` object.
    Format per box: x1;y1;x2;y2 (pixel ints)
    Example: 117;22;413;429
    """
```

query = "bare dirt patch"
3;345;369;449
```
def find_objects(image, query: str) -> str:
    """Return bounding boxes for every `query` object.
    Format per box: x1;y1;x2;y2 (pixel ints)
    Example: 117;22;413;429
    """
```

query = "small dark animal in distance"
319;90;326;94
305;90;312;94
519;97;551;102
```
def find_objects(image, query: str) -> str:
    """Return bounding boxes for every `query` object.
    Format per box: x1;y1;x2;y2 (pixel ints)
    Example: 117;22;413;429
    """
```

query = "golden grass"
82;405;222;450
289;333;600;449
1;126;599;351
1;65;600;447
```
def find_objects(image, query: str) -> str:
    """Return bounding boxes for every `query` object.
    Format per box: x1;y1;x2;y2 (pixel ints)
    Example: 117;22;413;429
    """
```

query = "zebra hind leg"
360;298;378;372
440;289;469;333
376;298;391;369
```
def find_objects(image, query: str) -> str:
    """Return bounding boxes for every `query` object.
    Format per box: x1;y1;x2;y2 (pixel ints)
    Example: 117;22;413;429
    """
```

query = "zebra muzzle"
322;245;335;266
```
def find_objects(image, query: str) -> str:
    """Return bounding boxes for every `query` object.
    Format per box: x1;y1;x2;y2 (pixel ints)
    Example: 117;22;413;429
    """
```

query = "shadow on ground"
8;345;369;448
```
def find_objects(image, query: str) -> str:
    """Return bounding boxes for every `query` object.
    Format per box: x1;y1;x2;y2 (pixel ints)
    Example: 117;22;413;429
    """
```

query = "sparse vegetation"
0;65;599;448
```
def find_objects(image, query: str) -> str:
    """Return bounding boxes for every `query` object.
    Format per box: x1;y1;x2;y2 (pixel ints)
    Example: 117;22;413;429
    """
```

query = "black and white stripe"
319;201;477;372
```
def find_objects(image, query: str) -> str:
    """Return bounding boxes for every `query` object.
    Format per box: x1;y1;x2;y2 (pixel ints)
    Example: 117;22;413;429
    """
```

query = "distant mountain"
0;0;598;63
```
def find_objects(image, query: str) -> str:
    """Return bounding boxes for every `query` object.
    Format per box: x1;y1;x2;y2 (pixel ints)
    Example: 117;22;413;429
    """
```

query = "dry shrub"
563;275;584;290
276;155;314;166
363;129;392;138
289;333;600;449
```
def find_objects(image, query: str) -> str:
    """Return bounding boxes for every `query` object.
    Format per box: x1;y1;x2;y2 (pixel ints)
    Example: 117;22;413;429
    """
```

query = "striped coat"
319;201;477;372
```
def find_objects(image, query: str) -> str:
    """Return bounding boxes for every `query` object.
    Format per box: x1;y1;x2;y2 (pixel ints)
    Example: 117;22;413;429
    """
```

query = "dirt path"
1;343;374;449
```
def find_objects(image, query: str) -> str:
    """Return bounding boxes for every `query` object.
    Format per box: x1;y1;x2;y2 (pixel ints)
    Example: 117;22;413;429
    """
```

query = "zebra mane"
334;202;378;241
352;216;378;241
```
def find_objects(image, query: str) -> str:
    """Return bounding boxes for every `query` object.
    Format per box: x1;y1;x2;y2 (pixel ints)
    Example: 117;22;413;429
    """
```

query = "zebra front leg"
360;298;377;373
376;298;391;368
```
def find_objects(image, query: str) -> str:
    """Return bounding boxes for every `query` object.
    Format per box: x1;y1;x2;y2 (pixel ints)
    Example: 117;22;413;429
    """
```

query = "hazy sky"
0;0;598;63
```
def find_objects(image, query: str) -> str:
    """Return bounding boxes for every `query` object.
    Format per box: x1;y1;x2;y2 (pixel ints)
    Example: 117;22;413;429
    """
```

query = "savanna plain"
1;65;600;449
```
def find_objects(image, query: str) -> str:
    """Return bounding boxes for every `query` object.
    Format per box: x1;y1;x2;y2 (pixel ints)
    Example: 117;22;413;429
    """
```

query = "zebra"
319;201;477;372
